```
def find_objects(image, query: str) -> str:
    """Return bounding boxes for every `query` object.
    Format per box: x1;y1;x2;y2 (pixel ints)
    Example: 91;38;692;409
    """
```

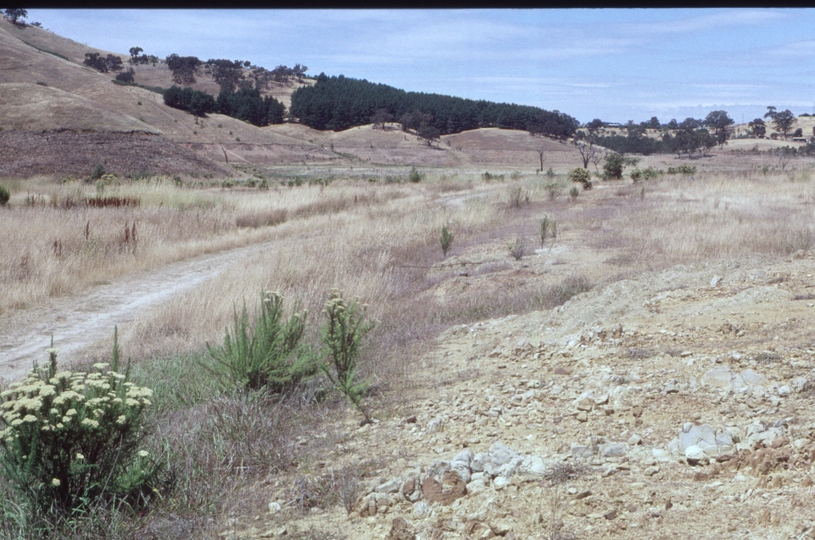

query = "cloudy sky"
29;8;815;124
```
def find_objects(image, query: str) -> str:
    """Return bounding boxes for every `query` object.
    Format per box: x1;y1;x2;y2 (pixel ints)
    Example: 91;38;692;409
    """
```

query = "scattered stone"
377;478;401;494
493;476;510;490
644;466;660;476
267;501;281;513
422;471;467;505
600;442;628;459
679;424;717;454
710;275;722;287
777;385;791;397
412;501;432;518
387;517;417;540
685;445;708;465
576;411;588;422
576;397;594;411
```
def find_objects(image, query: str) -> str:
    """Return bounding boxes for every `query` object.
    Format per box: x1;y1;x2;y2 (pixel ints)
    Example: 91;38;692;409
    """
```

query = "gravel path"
0;242;272;382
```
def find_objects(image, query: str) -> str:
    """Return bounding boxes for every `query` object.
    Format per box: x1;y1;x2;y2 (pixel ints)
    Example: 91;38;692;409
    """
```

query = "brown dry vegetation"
4;161;815;538
4;15;815;540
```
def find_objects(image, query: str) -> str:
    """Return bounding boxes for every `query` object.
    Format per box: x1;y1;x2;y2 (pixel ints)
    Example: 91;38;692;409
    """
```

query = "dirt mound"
0;130;231;178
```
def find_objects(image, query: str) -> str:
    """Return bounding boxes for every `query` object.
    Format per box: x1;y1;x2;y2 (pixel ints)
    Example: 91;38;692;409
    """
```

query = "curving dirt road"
0;242;273;382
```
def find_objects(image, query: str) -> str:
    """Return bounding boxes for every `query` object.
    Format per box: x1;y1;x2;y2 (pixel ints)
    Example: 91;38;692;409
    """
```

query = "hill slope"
0;18;581;178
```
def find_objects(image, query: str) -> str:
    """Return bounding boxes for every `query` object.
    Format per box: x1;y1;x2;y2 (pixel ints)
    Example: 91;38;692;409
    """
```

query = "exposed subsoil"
0;130;232;178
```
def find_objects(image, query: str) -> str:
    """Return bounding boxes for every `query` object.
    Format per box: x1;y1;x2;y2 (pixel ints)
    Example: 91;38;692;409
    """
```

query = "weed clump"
441;224;454;256
540;215;557;247
0;185;9;206
0;331;165;521
320;289;374;424
509;236;526;260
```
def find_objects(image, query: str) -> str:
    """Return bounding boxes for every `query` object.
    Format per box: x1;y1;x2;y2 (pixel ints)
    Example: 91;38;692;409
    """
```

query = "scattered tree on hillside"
704;110;734;146
749;118;766;138
625;120;645;139
205;59;247;94
771;109;796;138
128;46;149;65
586;118;604;133
3;8;27;24
115;68;135;83
83;52;124;73
371;108;393;129
417;124;441;146
647;116;661;129
166;54;202;85
667;119;678;129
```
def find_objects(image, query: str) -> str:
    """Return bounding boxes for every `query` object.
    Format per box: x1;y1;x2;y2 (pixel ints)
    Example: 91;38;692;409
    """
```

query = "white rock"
268;501;282;513
413;501;432;518
684;445;707;465
777;385;791;397
600;442;628;459
376;478;400;493
517;455;547;478
652;448;672;463
493;476;510;490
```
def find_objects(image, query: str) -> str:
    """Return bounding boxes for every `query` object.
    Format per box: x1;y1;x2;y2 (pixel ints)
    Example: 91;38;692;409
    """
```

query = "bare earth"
244;251;815;540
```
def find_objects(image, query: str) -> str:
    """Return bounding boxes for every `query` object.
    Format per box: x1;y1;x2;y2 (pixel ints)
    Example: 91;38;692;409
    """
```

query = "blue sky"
29;8;815;125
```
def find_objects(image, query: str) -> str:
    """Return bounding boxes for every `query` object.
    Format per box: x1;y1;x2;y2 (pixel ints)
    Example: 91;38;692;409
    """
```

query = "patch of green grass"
129;351;222;414
20;40;69;61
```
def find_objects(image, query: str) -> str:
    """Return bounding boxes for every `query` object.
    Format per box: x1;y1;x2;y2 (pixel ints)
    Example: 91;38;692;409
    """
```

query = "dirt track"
0;241;272;382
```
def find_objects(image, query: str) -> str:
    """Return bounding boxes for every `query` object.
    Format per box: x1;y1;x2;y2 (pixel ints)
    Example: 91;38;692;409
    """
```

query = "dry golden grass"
583;172;815;270
0;176;423;315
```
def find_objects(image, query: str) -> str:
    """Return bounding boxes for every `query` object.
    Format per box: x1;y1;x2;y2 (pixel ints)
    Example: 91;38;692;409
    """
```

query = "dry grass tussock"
0;176;417;315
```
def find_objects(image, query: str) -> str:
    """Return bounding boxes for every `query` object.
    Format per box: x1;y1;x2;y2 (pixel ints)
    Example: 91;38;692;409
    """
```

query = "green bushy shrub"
0;331;162;517
666;164;696;175
205;291;317;392
567;168;592;190
0;185;9;206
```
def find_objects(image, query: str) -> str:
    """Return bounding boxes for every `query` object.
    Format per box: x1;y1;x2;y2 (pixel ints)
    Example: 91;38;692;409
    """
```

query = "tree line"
162;86;285;127
582;107;803;157
289;73;579;139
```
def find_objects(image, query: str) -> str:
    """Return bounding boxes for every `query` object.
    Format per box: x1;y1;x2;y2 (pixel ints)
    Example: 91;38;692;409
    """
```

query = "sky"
27;8;815;125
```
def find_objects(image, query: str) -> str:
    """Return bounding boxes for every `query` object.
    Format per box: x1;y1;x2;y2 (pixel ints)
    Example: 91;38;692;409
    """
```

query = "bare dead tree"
536;147;546;172
574;133;599;169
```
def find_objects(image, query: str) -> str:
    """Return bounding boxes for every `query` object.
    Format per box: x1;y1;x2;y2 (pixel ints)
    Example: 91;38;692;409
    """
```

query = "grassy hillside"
0;17;586;178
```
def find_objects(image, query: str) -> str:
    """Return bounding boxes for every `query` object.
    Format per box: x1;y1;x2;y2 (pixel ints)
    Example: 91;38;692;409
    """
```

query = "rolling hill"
0;18;580;179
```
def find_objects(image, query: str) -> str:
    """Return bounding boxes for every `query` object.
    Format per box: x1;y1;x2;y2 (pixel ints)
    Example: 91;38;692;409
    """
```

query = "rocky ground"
224;250;815;539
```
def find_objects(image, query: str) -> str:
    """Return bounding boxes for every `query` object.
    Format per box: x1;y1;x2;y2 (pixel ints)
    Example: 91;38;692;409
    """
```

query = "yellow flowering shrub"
0;330;162;515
